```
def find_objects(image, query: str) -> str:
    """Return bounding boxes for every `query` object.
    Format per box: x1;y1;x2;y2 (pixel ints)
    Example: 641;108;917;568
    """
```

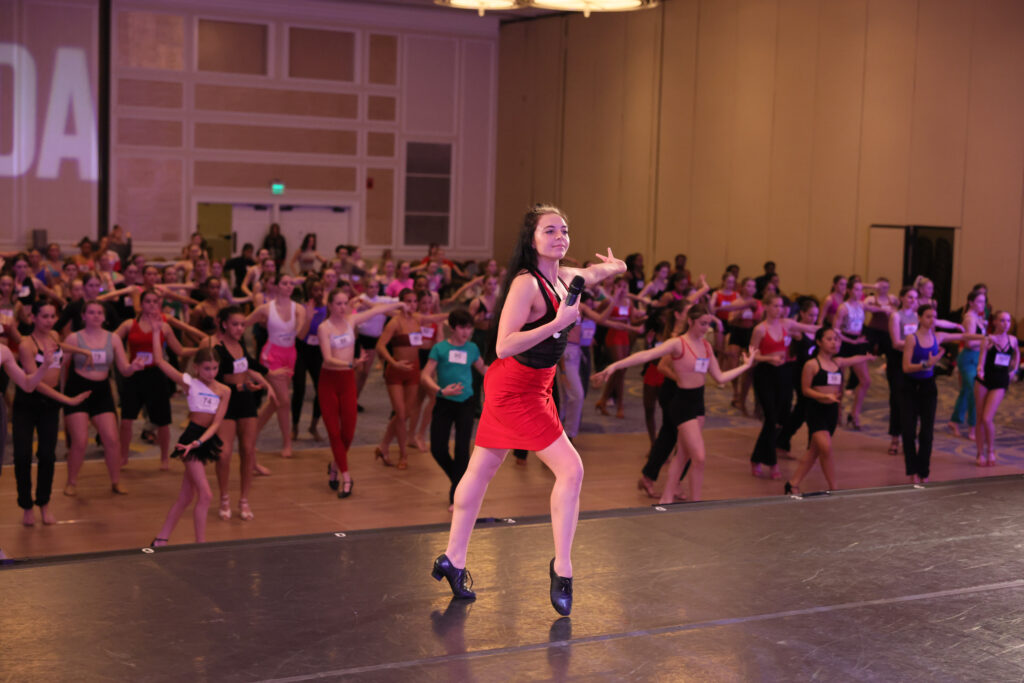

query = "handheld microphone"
565;276;585;306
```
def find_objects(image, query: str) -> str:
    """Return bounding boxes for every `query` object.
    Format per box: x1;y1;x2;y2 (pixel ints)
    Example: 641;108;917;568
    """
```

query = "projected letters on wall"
0;43;98;181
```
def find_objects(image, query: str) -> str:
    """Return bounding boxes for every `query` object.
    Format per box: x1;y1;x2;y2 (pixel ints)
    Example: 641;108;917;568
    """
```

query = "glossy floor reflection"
3;476;1024;681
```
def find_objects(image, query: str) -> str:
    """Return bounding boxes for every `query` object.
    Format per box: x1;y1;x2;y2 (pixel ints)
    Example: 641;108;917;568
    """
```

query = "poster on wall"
0;0;99;247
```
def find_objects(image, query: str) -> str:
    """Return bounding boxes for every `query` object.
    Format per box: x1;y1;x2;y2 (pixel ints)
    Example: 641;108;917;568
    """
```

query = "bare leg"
156;466;197;543
401;383;420;462
533;433;585;577
94;413;122;486
156;425;171;470
119;418;134;465
413;386;434;451
65;412;89;488
216;419;237;518
658;441;689;505
265;371;293;458
981;388;1004;464
237;417;258;518
382;384;409;466
851;362;870;425
787;433;822;491
444;446;508;567
974;383;989;463
185;459;212;542
678;418;706;501
815;431;837;490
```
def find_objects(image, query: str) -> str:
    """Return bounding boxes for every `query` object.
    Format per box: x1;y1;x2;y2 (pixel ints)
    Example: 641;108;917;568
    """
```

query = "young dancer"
973;311;1019;466
64;301;147;496
784;328;873;496
948;290;987;439
593;304;754;503
150;336;230;545
317;288;402;496
432;205;624;616
421;308;488;509
833;280;871;429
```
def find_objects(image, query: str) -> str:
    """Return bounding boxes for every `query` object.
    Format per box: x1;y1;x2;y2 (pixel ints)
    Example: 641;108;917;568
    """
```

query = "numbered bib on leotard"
232;356;248;373
0;308;12;319
783;335;792;347
123;296;133;307
693;357;710;374
136;351;154;366
995;352;1011;367
827;372;842;386
903;323;918;337
617;305;629;316
448;349;468;365
330;333;354;350
17;286;29;299
421;326;435;339
581;320;596;343
848;321;863;335
305;334;319;346
351;275;360;282
409;332;423;347
741;309;753;320
91;350;107;366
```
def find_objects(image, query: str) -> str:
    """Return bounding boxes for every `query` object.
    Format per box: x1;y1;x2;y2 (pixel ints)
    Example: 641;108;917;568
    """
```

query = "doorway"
868;224;956;316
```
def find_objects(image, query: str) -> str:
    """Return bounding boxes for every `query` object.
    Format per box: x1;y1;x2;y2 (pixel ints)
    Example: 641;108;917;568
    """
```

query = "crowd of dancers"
0;219;1019;563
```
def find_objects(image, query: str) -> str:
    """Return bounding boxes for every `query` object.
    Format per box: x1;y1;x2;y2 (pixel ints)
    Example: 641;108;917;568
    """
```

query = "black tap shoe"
549;559;573;616
431;554;476;600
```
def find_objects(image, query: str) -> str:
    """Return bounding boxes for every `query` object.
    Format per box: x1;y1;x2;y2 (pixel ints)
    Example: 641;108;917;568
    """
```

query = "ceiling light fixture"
433;0;527;17
529;0;657;18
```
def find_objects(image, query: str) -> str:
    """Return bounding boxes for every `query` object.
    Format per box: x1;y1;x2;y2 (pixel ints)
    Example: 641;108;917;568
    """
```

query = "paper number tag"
903;323;918;337
232;356;248;373
91;350;107;366
741;309;753;320
448;349;468;365
995;353;1011;367
421;326;436;339
827;372;842;386
617;306;629;316
306;334;320;346
136;351;154;367
409;332;423;347
17;286;29;298
693;357;709;374
330;333;353;350
783;336;792;347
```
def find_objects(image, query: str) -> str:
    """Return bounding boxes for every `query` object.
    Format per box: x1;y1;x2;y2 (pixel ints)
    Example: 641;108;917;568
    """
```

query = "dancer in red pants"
317;288;402;497
431;204;625;616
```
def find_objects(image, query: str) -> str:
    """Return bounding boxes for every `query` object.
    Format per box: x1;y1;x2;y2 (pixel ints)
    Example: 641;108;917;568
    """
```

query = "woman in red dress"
431;205;625;616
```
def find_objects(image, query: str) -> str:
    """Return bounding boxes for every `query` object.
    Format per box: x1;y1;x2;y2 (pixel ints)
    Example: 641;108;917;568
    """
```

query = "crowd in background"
0;220;1019;555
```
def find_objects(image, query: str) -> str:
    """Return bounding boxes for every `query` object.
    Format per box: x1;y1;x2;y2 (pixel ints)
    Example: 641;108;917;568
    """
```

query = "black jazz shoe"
327;464;339;491
432;554;476;600
549;559;573;616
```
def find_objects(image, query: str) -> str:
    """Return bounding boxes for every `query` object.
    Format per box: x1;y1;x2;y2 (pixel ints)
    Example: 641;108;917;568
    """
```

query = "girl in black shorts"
209;306;277;521
973;311;1019;467
64;301;146;497
784;328;873;497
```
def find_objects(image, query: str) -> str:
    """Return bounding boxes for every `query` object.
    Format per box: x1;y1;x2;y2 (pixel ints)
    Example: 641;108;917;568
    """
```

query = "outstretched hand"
591;368;612;387
595;248;626;273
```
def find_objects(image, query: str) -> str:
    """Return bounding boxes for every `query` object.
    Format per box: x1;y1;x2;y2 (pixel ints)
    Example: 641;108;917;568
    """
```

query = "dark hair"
764;261;775;270
967;290;983;304
139;287;162;305
217;305;244;331
397;287;415;301
448;308;474;328
84;300;106;315
899;285;916;298
796;296;819;318
625;253;644;278
485;204;569;361
241;242;254;254
659;299;686;341
917;303;935;317
301;234;317;251
31;298;56;316
813;325;834;349
653;260;671;275
327;287;349;305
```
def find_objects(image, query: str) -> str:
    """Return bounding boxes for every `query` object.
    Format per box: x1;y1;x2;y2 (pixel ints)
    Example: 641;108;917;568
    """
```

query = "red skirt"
475;357;563;451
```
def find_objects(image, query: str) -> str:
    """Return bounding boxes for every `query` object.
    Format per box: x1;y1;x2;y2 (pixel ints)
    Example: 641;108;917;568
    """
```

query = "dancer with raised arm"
593;305;754;505
431;205;624;616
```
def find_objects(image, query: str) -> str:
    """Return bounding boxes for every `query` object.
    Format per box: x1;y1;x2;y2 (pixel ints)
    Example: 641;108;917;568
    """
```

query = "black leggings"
886;350;904;438
775;362;804;452
13;390;61;510
751;363;791;466
292;339;323;428
430;397;475;504
901;375;937;478
641;381;690;483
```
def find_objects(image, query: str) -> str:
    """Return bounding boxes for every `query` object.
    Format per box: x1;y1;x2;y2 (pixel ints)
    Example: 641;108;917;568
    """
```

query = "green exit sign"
271;182;285;195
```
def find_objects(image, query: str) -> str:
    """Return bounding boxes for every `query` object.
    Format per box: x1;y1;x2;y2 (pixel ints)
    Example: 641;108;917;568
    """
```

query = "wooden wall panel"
194;161;356;191
729;0;778;276
116;158;183;242
765;0;818;294
653;0;699;264
194;123;356;155
117;78;183;108
367;132;395;157
367;95;396;121
368;34;398;85
403;36;457;134
456;41;495;249
288;28;355;82
195;84;358;119
117;118;183;147
116;11;184;70
365;168;394;245
197;19;267;75
805;0;866;291
906;0;972;228
688;0;738;279
854;0;916;279
960;0;1024;310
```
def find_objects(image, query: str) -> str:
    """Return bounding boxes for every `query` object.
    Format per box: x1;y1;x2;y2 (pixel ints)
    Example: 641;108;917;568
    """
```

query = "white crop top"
184;373;221;414
267;300;297;347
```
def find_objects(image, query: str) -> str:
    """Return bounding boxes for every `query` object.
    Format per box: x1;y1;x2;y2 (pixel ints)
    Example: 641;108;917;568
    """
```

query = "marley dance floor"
3;476;1024;682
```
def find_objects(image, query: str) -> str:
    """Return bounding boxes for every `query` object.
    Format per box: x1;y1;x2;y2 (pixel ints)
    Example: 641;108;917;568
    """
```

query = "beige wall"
495;0;1024;315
